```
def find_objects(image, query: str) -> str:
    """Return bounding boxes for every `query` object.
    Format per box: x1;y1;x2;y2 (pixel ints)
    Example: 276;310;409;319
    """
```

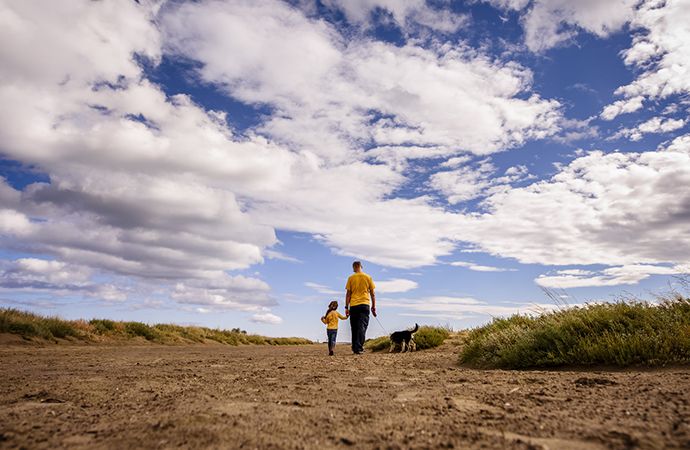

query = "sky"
1;0;689;342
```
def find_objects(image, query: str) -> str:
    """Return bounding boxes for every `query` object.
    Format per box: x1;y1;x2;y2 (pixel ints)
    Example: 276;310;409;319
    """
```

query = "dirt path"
1;342;689;449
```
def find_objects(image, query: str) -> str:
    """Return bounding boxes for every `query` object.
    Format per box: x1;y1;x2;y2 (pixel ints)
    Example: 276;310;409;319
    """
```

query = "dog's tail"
411;323;419;333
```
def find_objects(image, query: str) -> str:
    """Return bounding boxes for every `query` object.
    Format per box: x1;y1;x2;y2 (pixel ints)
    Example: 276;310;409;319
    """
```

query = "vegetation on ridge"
458;296;690;368
0;308;312;345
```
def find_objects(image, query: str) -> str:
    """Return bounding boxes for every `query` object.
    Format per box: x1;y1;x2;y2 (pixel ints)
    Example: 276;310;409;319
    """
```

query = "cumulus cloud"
536;264;690;288
429;161;533;204
375;278;418;293
484;0;638;52
610;116;686;141
603;0;690;119
600;96;646;121
0;258;127;302
322;0;468;34
161;0;561;159
464;146;690;267
251;312;283;325
0;0;281;315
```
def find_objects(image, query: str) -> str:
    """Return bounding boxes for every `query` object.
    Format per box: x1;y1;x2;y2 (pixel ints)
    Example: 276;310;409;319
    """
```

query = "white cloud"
375;278;418;293
464;147;690;267
610;116;686;141
264;250;302;263
387;296;556;318
171;275;274;312
484;0;638;52
429;161;495;204
304;282;341;295
322;0;468;34
600;96;646;121
0;258;128;302
450;261;515;272
661;133;690;153
429;161;533;204
162;0;562;159
251;312;283;325
603;0;690;119
483;0;530;10
536;264;690;288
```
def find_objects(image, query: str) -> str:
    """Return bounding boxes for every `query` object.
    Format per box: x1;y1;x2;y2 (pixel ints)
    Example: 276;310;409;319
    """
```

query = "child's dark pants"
326;329;337;355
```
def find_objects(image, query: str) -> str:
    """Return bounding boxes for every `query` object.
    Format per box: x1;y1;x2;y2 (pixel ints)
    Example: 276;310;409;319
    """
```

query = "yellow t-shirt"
321;310;347;329
345;272;375;307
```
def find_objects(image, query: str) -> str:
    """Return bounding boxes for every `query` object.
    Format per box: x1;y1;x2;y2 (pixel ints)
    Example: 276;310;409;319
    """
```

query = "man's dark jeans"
349;304;370;353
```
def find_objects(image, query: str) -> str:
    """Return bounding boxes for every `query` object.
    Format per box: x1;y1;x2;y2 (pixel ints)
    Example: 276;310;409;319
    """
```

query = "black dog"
389;323;419;352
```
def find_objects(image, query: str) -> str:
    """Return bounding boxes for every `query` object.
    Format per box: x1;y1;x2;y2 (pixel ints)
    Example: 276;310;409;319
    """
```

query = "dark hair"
352;261;362;270
323;300;338;320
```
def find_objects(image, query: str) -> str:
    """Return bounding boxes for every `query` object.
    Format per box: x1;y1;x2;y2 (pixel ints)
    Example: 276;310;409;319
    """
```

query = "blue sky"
1;0;689;341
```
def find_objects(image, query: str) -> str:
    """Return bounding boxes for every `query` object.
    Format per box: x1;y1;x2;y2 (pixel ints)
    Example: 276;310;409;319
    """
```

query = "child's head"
328;300;338;310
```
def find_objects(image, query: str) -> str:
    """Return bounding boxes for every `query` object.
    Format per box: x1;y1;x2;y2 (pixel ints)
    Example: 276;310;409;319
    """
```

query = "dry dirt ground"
1;340;689;450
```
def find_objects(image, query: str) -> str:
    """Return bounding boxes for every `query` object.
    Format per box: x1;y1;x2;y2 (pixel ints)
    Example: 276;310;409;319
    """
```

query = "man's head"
352;261;362;272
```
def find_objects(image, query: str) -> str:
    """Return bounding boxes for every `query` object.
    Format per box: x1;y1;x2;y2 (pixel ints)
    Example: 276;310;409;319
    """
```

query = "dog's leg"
402;341;407;353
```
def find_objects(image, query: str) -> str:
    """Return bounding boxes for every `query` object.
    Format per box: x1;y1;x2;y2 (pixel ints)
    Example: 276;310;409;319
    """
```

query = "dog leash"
374;315;388;335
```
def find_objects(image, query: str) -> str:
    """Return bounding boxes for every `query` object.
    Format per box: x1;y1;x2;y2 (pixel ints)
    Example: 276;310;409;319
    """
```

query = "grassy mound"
459;297;690;369
0;308;312;346
365;326;451;352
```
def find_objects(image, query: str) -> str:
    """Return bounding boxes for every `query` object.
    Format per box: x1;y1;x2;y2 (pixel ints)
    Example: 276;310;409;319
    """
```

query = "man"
345;261;376;354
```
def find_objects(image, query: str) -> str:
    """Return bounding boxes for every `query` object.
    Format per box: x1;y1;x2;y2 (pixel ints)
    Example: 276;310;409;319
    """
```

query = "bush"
43;317;80;339
459;297;690;369
365;335;391;352
1;309;54;340
124;322;160;341
90;319;117;334
414;326;451;350
365;326;452;352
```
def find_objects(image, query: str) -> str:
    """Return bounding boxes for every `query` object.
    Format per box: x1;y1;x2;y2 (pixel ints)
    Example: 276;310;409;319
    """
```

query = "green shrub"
459;297;690;369
365;335;391;351
124;322;160;341
43;317;80;339
90;319;117;334
1;309;53;339
365;326;452;352
414;326;451;350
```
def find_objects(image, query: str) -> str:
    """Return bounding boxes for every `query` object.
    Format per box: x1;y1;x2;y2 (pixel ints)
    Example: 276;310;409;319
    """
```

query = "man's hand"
371;306;377;317
345;308;350;317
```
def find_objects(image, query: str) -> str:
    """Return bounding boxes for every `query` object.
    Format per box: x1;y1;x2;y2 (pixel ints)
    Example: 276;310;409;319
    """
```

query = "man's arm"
345;290;351;316
370;288;376;317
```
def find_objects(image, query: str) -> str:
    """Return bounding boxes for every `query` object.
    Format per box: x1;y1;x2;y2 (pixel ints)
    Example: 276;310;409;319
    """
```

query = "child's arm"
337;312;348;320
321;316;328;324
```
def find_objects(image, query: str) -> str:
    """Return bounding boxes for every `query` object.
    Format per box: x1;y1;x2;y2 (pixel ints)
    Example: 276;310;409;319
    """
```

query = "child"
320;300;347;356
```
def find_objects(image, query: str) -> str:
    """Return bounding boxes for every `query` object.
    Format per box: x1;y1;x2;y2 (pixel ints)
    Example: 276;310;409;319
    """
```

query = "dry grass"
0;308;312;346
365;325;452;352
459;296;690;369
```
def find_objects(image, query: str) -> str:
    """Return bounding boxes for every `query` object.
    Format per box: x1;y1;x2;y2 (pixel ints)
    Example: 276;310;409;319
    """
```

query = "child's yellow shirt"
321;310;347;329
